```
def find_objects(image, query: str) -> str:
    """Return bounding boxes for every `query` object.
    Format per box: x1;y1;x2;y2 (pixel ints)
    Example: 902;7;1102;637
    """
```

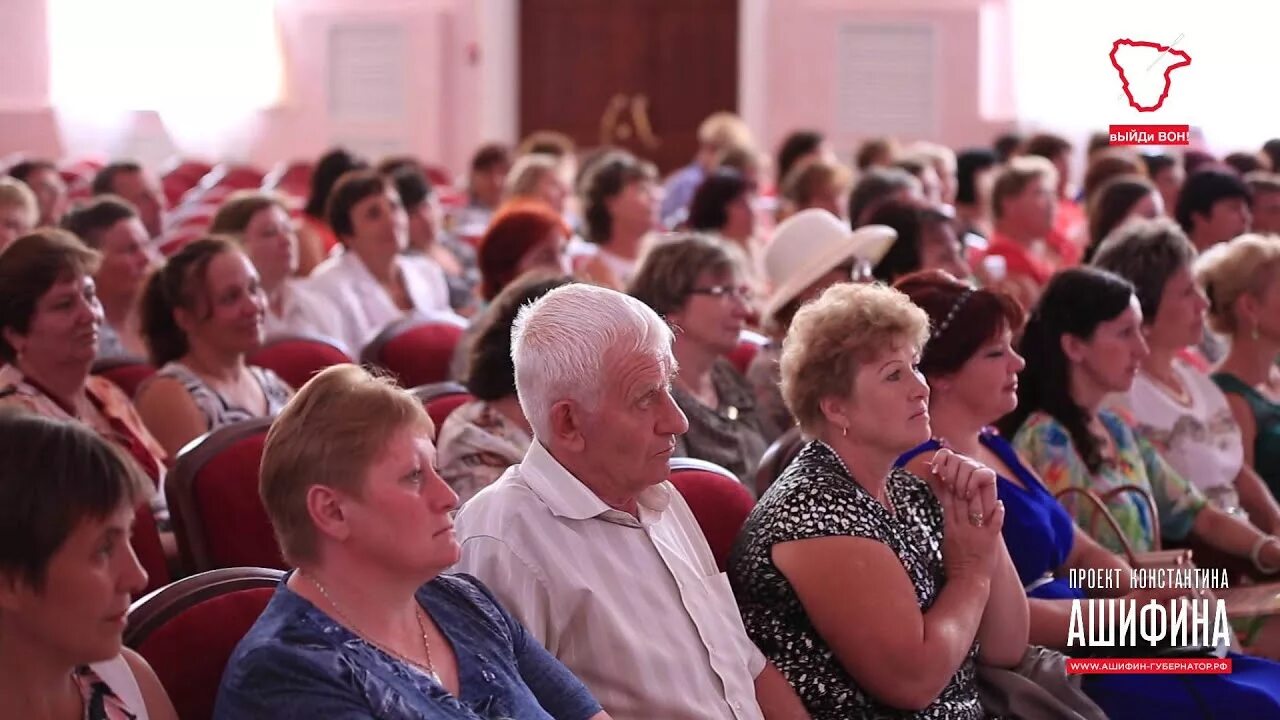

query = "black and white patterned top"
729;440;984;720
152;362;293;432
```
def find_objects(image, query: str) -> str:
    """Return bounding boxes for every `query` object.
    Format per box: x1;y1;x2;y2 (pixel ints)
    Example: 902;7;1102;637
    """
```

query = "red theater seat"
668;458;755;572
410;382;475;438
167;418;281;572
132;505;169;597
247;334;352;390
91;356;156;400
126;567;283;720
361;311;468;388
754;426;805;498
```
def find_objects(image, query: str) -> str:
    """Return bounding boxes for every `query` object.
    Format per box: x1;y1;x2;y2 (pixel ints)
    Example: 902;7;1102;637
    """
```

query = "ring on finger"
968;511;985;527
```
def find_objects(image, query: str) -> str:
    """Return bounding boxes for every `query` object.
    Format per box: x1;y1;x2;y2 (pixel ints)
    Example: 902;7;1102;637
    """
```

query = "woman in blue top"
895;270;1280;719
215;364;608;720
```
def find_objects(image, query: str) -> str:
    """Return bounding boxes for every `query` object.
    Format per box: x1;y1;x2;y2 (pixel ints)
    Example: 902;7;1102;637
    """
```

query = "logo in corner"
1109;38;1192;112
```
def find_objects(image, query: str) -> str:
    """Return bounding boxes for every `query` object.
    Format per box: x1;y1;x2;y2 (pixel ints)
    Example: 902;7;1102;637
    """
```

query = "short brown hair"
627;234;744;318
581;152;658;244
326;170;391;241
1023;133;1073;162
1082;149;1145;202
1195;234;1280;335
260;364;433;565
780;282;929;434
781;158;851;207
210;190;288;237
61;195;139;249
0;229;101;362
991;156;1058;220
0;411;151;588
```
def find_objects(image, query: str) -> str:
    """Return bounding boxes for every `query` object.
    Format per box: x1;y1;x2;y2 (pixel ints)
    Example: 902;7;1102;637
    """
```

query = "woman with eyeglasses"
629;234;768;482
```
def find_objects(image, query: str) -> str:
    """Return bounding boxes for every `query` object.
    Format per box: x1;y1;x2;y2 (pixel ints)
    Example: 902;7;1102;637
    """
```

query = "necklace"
817;440;897;515
302;571;440;685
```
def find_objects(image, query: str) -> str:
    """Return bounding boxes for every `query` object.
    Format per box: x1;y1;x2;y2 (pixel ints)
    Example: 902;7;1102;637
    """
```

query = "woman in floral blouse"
998;267;1280;575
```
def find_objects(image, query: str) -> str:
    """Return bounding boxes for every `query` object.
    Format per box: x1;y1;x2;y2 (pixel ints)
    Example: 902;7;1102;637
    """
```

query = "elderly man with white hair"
453;284;809;720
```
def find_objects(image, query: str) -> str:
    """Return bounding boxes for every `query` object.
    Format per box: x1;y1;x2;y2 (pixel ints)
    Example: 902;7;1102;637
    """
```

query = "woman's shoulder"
422;573;516;638
1012;410;1069;446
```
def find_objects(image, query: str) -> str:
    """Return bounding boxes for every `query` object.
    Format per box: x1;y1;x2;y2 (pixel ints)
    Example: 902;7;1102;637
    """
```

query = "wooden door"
519;0;739;174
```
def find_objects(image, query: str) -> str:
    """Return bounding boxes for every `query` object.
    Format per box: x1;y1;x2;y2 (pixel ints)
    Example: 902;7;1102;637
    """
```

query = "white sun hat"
762;209;897;326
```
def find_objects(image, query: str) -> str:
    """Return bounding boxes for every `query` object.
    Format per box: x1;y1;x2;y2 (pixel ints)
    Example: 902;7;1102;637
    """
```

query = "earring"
1254;323;1261;341
841;425;848;438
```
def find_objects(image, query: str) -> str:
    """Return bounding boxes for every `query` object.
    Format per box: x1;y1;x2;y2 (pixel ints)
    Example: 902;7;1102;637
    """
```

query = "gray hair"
1091;217;1196;322
511;284;675;439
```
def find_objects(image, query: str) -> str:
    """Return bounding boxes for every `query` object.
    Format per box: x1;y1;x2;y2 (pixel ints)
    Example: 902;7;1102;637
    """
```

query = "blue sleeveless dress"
900;430;1280;719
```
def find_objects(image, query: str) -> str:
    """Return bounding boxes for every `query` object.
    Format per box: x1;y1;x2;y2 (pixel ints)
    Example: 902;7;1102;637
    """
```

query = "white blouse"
307;250;452;356
1114;360;1245;514
263;279;349;353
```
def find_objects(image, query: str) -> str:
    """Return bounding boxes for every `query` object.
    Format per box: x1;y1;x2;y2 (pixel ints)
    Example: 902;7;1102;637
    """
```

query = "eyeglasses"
689;284;754;302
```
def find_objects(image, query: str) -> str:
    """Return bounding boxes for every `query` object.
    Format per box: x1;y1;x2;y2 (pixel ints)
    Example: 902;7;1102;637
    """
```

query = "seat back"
727;329;769;375
167;418;282;572
126;567;283;720
754;426;805;497
410;382;476;438
361;311;468;388
91;356;156;400
132;504;170;596
668;458;755;572
247;334;352;390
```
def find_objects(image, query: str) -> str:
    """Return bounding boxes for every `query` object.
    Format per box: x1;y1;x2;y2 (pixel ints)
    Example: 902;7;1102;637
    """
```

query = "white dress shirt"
454;440;766;720
307;249;451;355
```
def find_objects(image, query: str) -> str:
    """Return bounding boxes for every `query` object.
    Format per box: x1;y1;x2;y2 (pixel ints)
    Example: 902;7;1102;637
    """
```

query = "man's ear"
548;399;587;452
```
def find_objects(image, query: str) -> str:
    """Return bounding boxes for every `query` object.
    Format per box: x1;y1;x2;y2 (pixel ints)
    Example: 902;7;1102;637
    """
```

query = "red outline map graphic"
1110;39;1192;112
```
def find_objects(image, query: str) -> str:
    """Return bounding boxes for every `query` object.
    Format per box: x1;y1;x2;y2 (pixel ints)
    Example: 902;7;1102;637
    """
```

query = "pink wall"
756;0;1014;161
0;0;1013;179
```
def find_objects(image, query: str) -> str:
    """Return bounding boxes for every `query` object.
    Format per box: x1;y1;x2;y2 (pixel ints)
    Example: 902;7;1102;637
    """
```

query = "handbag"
1053;484;1192;570
976;645;1108;720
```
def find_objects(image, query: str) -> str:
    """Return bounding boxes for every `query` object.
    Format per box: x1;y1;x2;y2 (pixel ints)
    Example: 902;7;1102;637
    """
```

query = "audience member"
629;234;768;480
0;176;38;252
954;148;998;240
438;273;572;503
662;112;753;227
451;143;513;236
9;159;69;228
1226;151;1269;177
1140;152;1184;219
307;170;452;354
846;166;921;228
1093;220;1280;540
505;153;571;216
1082;175;1162;262
0;230;167;486
1176;168;1252;251
974;156;1059;307
454;284;808;720
992;132;1023;163
909;141;959;205
1081;149;1146;204
1245;171;1280;235
748;210;893;439
1197;235;1280;500
575;152;658;289
216;364;608;719
0;412;177;720
893;154;943;204
866;199;970;284
999;268;1280;575
91;162;164;239
136;237;293;455
731;281;1026;718
686;168;762;286
854;136;899;172
62;197;157;358
779;158;852;222
774;130;831;193
386;164;480;316
208;191;346;346
896;270;1280;715
298;148;367;275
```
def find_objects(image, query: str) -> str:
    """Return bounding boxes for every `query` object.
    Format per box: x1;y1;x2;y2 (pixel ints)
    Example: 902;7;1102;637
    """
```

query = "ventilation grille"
837;23;937;138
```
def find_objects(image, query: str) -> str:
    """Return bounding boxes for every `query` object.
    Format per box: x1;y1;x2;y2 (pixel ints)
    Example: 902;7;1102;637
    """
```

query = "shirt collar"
519;440;672;526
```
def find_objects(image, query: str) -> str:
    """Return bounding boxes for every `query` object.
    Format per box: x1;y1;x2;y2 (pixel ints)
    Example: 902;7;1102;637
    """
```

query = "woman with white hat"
746;209;896;439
